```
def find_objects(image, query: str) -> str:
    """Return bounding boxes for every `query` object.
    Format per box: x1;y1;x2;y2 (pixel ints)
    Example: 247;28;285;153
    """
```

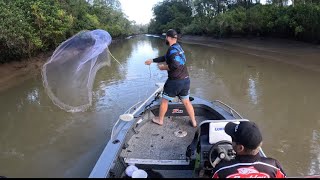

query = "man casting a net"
144;29;197;128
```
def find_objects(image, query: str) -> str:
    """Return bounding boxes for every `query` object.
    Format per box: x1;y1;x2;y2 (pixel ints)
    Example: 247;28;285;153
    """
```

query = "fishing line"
108;49;124;68
108;48;154;113
149;65;152;79
144;64;152;105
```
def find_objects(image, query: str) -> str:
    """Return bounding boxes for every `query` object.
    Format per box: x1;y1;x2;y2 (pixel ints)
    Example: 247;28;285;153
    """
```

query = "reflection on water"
248;73;259;105
184;41;320;177
26;88;40;104
0;35;320;177
309;129;320;175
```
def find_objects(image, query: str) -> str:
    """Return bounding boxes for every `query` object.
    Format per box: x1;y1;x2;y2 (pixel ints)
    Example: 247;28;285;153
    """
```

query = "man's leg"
153;98;169;126
153;79;175;126
179;78;197;127
181;98;197;127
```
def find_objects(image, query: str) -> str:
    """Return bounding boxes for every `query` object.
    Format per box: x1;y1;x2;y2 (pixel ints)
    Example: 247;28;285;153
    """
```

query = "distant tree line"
148;0;320;43
0;0;147;63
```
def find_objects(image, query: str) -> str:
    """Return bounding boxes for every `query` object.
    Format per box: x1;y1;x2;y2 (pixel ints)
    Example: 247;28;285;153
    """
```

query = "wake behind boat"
89;83;268;178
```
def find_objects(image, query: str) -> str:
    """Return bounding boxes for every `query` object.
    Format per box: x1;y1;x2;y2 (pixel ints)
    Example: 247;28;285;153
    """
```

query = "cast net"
41;29;112;112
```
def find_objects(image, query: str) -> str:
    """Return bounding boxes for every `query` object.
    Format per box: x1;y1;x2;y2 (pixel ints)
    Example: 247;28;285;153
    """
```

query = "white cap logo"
234;124;239;132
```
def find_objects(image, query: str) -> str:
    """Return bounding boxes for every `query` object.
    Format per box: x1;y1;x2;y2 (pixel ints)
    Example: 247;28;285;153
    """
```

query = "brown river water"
0;35;320;177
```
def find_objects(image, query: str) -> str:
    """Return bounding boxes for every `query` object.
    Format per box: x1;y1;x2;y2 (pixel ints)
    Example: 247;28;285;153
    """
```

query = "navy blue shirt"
153;43;189;80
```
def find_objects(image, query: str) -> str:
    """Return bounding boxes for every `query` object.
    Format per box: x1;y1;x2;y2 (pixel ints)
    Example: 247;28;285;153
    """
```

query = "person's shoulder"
260;156;284;167
260;156;279;162
213;159;237;172
168;45;179;54
174;43;183;49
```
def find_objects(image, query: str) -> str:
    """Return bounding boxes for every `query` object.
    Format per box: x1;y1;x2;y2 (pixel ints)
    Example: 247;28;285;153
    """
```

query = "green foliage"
207;6;247;37
1;0;144;63
148;0;193;34
149;0;320;43
2;0;320;63
182;21;205;35
29;1;74;50
289;4;320;41
0;0;41;62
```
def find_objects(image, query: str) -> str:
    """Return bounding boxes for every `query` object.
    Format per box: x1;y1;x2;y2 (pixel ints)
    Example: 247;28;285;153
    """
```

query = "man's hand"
145;59;152;65
158;64;169;71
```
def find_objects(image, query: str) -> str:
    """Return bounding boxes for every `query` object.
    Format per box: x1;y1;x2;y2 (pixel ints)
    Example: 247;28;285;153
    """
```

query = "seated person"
212;121;286;178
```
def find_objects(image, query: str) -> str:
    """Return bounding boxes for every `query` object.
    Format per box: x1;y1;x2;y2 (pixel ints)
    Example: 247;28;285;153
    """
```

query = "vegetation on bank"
2;0;320;64
0;0;147;63
148;0;320;44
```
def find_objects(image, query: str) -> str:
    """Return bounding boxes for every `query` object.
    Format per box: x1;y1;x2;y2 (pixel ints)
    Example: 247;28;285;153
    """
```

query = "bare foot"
152;117;163;126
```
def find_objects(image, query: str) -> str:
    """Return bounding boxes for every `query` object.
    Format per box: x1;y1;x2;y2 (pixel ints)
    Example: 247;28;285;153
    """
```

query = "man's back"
212;154;286;178
165;43;189;80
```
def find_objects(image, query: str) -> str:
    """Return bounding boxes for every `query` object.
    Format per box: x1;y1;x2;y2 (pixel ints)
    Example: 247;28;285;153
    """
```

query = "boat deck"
121;116;206;161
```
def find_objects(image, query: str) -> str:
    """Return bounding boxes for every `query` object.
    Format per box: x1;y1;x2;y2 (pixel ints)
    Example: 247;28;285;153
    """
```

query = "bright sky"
119;0;162;25
119;0;284;25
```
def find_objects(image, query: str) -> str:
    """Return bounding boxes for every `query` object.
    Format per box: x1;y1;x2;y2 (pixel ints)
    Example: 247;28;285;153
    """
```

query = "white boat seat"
209;121;239;144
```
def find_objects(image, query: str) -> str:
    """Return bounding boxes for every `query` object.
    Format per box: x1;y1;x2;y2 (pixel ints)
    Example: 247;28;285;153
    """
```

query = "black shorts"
162;78;190;101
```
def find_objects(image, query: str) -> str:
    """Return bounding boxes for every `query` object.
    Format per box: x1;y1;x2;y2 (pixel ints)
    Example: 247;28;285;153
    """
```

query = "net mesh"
41;29;112;112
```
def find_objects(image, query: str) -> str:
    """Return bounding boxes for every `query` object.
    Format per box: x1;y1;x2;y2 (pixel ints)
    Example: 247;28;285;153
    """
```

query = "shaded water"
0;35;320;177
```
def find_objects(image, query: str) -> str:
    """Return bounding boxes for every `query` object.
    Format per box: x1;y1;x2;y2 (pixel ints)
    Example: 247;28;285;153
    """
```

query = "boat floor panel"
152;170;193;178
122;116;206;161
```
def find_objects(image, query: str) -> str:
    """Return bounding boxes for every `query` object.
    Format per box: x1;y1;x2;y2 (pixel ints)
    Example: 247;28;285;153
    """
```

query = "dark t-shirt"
153;43;189;80
212;154;286;178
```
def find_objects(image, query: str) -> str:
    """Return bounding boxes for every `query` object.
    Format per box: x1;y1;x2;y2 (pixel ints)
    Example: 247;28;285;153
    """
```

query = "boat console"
191;120;239;177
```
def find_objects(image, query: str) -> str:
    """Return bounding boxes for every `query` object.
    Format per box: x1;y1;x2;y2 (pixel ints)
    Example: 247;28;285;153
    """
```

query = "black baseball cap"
225;121;262;150
166;29;178;38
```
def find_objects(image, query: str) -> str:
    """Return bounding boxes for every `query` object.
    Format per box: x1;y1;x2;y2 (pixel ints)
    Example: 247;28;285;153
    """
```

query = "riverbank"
1;35;320;92
0;52;52;93
0;36;128;93
180;35;320;72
